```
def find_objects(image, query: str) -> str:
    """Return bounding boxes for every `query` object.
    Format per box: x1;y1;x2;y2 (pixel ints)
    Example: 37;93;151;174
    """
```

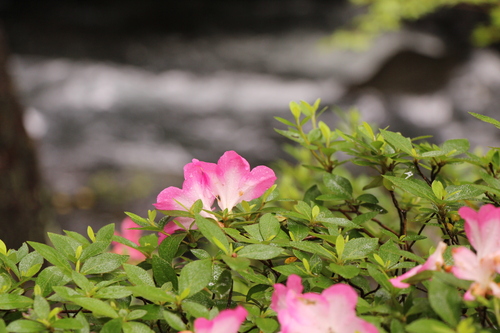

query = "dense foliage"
1;101;500;332
330;0;500;48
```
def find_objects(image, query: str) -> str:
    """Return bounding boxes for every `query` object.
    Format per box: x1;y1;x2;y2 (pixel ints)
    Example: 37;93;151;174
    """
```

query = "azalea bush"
2;101;500;332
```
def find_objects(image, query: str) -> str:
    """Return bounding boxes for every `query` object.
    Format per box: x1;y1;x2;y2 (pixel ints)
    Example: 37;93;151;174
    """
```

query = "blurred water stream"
3;0;500;233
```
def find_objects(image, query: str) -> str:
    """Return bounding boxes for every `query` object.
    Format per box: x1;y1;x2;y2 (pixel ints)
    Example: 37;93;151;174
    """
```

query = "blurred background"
2;0;500;248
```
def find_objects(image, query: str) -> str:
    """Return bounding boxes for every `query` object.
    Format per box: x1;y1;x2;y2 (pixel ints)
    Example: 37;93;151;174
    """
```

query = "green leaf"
80;253;128;274
94;286;133;299
195;215;230;253
122;321;155;333
366;263;393;291
178;259;212;298
52;318;85;330
428;277;461;327
328;263;360;279
239;269;271;285
37;266;72;297
33;295;50;319
125;212;150;227
126;310;148;321
152;255;178;290
289;241;335;261
383;176;437;202
127;285;176;303
18;252;43;277
0;294;33;310
101;318;122;333
469;112;500;130
238;244;283;260
259;214;281;241
441;138;469;156
158;233;186;264
48;233;80;260
79;241;110;261
222;255;250;271
256;317;279;333
5;320;46;333
95;224;115;242
274;116;296;127
182;301;210;319
163;311;187;331
63;230;90;245
123;264;155;287
65;297;119;318
27;241;71;274
342;238;378;260
406;319;455;333
323;173;353;200
381;129;414;155
445;184;484;201
273;264;308;277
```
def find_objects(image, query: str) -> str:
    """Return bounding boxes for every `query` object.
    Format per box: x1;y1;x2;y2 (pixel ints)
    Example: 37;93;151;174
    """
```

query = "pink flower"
450;204;500;300
390;242;447;288
111;217;145;261
179;306;247;333
197;151;276;212
451;247;500;300
154;160;216;240
459;204;500;259
271;275;378;333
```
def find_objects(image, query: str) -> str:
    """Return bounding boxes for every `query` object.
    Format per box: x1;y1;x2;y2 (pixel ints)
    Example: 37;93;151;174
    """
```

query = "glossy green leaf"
238;244;283;260
123;264;155;287
259;214;281;241
428;277;461;327
406;319;454;333
381;129;414;155
158;233;186;264
323;173;353;200
80;253;128;274
27;241;71;274
0;294;33;310
178;259;212;298
342;238;378;260
383;176;437;202
195;215;229;253
5;320;46;333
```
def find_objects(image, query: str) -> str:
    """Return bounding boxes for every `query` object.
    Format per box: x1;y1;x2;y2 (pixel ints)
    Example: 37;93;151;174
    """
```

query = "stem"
413;160;431;186
408;214;436;250
389;190;407;245
226;282;234;309
486;192;500;206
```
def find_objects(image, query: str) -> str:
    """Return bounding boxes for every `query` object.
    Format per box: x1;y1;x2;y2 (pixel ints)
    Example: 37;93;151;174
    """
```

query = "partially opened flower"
390;242;447;289
154;160;215;240
459;204;500;259
451;246;500;300
111;217;145;261
179;306;247;333
197;151;276;212
450;204;500;300
271;274;378;333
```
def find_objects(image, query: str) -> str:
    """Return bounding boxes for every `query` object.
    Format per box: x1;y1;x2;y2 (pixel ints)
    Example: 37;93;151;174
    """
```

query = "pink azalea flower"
111;217;145;261
154;160;215;240
458;204;500;259
271;274;378;333
450;204;500;300
451;247;500;300
197;151;276;212
179;306;247;333
390;242;447;289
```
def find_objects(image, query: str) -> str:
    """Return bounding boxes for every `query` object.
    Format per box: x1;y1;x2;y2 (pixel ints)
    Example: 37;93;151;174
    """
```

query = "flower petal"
193;306;247;333
460;204;500;258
